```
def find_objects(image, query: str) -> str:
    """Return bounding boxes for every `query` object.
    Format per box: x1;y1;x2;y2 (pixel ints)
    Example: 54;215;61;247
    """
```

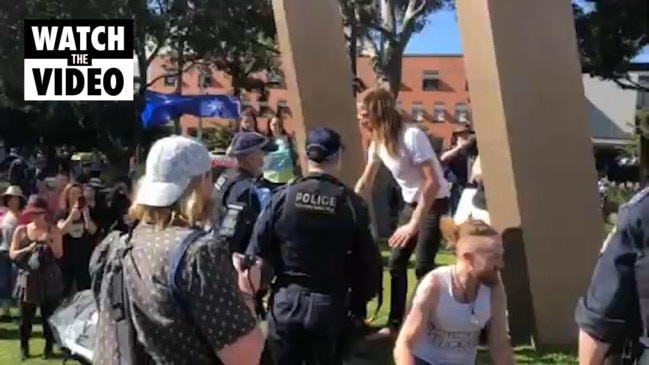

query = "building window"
198;73;213;89
163;75;176;87
422;71;440;91
411;101;425;121
259;101;274;117
433;102;446;123
267;72;284;88
187;127;198;137
455;103;470;123
277;99;289;115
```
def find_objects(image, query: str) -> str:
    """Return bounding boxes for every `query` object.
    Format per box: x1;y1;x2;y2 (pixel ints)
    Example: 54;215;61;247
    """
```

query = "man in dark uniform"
246;127;383;365
214;131;276;254
575;187;649;364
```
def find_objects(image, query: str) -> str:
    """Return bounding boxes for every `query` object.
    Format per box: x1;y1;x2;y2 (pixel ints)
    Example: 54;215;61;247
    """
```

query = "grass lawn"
0;250;577;364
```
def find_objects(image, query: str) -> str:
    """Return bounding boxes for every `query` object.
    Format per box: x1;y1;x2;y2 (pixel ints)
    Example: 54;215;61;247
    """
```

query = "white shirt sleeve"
367;141;379;163
404;127;436;165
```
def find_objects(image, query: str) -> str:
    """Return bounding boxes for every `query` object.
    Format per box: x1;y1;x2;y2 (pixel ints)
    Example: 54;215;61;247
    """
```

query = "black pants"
61;258;91;298
19;299;58;350
448;183;464;215
266;287;345;365
387;198;448;329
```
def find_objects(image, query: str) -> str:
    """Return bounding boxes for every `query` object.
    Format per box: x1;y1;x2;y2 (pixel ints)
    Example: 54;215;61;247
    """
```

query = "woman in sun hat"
0;185;27;319
10;195;63;360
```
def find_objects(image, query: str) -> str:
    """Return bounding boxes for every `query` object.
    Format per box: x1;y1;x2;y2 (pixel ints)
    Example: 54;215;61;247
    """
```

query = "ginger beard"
459;235;504;287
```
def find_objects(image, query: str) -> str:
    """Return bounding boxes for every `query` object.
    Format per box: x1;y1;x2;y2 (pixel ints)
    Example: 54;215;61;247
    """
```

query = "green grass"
0;249;577;364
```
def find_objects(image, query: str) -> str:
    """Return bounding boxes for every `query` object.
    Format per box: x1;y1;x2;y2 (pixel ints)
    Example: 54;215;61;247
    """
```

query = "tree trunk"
384;43;403;97
174;37;184;135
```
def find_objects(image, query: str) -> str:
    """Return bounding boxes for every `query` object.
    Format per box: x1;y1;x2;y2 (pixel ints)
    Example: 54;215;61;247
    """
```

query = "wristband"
240;292;255;301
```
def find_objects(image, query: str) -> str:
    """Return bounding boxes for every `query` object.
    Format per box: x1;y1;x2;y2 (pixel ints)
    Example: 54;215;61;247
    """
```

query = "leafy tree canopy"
574;0;648;91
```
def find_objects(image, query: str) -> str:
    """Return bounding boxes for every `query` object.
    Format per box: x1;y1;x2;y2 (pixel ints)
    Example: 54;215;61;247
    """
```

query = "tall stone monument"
271;0;363;187
455;0;603;345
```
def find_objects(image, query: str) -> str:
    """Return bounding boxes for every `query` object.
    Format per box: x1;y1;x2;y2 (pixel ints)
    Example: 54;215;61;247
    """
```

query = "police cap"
230;132;277;156
306;128;344;163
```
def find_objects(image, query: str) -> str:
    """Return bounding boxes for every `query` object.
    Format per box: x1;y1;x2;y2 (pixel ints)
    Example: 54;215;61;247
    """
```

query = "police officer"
575;187;649;364
245;127;383;365
214;131;276;254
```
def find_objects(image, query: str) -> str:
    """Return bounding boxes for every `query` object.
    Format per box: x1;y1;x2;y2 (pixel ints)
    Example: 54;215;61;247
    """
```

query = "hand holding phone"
232;253;262;295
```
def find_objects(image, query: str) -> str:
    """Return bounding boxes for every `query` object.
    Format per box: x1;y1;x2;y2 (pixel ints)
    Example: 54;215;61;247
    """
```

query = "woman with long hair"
55;182;97;298
94;135;264;365
0;186;26;319
237;108;260;133
261;114;300;189
227;109;261;156
355;87;450;338
10;196;63;360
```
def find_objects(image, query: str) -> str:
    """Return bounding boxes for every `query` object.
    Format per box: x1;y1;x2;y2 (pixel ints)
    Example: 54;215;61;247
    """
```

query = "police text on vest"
23;19;134;101
295;192;337;214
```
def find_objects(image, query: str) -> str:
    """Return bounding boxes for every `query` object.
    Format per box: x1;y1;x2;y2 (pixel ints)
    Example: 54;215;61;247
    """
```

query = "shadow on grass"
346;339;577;365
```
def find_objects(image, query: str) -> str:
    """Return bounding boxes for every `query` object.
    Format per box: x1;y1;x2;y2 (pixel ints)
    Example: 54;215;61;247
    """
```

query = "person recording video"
440;125;479;215
55;182;97;298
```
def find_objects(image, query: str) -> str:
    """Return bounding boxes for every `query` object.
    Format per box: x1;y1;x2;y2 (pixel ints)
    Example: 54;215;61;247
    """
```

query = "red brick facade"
148;54;470;148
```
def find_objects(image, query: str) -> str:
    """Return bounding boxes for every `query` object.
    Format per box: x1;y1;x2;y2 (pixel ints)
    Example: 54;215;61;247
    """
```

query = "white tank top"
413;266;491;365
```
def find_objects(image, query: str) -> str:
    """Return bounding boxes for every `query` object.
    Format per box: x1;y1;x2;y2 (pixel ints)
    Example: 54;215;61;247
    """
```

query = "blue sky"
405;9;649;62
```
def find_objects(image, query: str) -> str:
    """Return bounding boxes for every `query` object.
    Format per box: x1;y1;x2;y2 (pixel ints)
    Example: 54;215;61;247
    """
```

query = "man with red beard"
393;218;514;365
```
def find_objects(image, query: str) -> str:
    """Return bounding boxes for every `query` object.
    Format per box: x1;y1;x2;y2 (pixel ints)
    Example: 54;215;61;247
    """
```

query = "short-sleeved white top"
368;125;450;203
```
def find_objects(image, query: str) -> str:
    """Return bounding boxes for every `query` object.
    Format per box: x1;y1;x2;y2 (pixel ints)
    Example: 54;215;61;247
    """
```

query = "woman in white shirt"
355;87;451;337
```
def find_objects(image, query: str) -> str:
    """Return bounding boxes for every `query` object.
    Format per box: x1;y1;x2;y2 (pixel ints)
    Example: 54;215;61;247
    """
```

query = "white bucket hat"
135;136;212;207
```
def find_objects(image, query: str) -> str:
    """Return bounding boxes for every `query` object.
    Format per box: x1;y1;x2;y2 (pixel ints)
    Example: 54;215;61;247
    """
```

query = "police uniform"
214;132;276;254
575;187;649;362
246;128;383;365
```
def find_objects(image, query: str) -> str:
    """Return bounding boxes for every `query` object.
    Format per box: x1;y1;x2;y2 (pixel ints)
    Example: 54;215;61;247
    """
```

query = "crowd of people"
0;85;646;365
0;160;133;360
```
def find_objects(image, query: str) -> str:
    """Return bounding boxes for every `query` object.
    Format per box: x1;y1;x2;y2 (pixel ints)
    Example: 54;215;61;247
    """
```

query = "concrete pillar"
456;0;604;345
271;0;363;187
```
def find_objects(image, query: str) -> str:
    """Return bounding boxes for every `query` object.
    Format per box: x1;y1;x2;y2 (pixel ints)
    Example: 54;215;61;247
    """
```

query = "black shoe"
19;346;29;361
42;343;54;359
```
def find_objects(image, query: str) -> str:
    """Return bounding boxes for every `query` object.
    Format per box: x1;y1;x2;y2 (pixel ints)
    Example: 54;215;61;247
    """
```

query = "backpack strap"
108;228;146;365
167;229;208;312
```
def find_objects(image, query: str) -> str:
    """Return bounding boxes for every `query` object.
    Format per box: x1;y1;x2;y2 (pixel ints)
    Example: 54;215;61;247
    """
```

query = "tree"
183;0;278;96
0;0;277;164
574;0;648;91
340;0;452;96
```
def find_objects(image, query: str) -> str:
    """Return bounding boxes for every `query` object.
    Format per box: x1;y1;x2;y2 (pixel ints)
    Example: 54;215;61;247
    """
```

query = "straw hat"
1;185;26;208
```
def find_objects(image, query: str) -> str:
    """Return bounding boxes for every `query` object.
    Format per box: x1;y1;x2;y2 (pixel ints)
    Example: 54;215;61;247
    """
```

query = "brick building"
147;54;471;147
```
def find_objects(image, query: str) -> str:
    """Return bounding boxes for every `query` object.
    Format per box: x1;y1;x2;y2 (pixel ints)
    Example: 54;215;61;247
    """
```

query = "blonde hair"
440;217;499;250
129;174;213;230
360;87;402;157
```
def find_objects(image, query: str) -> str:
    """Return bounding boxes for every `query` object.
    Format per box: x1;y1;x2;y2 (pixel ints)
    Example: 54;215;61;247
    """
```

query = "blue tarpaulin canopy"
141;91;241;129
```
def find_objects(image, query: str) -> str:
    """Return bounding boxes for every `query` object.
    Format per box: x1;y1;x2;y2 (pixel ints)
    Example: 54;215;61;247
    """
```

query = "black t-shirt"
55;208;98;261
